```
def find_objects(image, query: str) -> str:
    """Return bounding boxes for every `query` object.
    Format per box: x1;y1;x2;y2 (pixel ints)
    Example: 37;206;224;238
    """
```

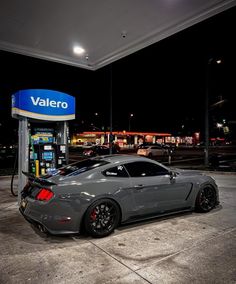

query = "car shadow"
116;205;222;233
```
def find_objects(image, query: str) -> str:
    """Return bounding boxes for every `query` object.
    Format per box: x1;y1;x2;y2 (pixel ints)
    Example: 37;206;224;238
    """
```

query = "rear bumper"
19;199;81;235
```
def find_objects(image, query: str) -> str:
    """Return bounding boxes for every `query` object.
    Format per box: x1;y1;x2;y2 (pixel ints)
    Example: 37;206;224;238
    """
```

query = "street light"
204;58;222;166
216;122;223;137
128;113;134;147
109;65;113;154
128;113;134;131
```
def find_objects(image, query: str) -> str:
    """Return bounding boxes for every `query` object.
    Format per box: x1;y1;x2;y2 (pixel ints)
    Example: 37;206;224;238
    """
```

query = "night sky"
0;6;236;145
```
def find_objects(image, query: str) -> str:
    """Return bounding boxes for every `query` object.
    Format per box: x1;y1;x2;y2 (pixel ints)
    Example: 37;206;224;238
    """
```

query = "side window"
103;165;129;177
124;161;169;177
153;146;162;149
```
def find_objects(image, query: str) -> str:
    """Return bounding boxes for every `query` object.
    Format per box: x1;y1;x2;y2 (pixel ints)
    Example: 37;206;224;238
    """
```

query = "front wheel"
84;199;120;238
195;186;217;213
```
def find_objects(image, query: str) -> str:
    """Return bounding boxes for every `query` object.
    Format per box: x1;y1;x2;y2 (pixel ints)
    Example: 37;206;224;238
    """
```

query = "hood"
171;168;203;176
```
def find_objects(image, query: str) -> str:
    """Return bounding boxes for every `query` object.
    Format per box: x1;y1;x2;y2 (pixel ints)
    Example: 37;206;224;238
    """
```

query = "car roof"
93;154;154;164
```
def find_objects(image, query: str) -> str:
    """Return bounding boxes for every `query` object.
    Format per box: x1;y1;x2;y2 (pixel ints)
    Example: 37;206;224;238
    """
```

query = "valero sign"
12;89;75;121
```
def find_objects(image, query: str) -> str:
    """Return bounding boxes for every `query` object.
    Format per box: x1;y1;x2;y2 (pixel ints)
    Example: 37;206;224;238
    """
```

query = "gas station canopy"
0;0;235;70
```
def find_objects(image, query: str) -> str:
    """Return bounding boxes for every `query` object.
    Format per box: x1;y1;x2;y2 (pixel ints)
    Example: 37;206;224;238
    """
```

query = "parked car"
20;155;219;238
83;145;119;157
137;144;169;157
137;142;158;149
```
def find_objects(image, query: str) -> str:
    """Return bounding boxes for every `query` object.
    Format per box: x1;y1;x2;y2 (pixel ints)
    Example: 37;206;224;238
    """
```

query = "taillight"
36;188;54;201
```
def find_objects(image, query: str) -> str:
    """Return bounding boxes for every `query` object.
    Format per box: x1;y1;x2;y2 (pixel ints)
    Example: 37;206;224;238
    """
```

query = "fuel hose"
10;148;18;197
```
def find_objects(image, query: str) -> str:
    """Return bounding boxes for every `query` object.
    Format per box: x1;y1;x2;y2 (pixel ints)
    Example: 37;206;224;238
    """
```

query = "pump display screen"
42;151;54;161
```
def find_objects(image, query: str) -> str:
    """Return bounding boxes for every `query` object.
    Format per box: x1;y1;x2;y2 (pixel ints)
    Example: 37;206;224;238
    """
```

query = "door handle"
134;184;144;189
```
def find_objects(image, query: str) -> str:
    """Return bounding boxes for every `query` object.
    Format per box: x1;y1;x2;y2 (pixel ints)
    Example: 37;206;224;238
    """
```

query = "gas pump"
29;126;67;176
11;89;75;202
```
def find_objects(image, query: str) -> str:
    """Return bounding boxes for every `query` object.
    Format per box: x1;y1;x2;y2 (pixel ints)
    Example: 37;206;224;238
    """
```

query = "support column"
18;118;29;202
62;121;69;164
56;121;69;164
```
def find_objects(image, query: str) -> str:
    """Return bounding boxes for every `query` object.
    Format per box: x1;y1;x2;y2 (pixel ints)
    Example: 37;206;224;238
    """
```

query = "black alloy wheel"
195;186;217;213
84;199;120;238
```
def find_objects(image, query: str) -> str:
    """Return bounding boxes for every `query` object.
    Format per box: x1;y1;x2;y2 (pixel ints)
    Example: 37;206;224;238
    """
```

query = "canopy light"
73;46;85;55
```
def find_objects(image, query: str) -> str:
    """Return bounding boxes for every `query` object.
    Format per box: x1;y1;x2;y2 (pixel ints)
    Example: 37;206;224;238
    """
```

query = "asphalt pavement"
0;172;236;284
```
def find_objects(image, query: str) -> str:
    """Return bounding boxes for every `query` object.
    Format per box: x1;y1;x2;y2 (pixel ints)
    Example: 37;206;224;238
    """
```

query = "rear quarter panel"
53;172;136;222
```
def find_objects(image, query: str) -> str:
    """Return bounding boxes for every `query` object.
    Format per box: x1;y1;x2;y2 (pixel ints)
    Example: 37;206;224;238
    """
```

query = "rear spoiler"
22;171;57;186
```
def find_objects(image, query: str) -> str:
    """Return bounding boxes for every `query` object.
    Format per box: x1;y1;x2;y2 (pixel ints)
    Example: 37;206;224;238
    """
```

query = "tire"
84;199;120;238
195;186;217;213
148;153;152;158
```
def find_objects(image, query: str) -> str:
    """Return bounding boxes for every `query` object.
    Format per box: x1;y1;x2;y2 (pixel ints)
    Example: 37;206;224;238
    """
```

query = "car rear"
83;147;96;156
19;177;81;235
137;146;149;156
20;159;111;235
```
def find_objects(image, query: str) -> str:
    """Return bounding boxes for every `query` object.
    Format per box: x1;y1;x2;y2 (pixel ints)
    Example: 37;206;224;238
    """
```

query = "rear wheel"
84;199;120;238
195;186;217;212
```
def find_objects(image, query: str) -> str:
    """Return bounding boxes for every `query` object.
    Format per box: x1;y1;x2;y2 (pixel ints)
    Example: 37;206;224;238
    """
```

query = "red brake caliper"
90;209;97;221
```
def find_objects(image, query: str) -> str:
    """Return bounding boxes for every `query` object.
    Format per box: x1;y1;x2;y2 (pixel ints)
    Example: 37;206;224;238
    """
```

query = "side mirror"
169;171;176;181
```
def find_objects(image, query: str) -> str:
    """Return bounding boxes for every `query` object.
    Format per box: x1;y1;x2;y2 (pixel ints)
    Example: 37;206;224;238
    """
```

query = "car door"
102;164;137;220
124;161;192;216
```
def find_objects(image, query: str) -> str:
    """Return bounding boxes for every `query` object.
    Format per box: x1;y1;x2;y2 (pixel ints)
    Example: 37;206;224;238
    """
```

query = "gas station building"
71;131;197;148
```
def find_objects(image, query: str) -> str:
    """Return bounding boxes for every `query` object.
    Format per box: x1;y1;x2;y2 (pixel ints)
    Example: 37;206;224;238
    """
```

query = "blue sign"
12;89;75;121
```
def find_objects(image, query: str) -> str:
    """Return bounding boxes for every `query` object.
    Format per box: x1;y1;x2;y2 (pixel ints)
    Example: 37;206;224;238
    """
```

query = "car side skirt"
121;206;193;225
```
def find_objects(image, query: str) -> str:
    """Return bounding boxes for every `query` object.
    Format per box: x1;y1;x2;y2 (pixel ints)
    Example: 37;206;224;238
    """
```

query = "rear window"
151;146;162;149
138;146;148;149
58;159;109;176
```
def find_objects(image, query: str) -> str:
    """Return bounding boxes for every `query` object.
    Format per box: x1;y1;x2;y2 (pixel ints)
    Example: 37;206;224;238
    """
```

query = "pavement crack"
88;239;152;284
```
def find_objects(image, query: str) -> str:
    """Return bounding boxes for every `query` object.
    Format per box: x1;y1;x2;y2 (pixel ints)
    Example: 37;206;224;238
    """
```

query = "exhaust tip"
37;223;47;233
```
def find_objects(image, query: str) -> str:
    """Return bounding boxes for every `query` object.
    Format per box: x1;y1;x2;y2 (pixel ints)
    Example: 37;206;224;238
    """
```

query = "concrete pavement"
0;173;236;283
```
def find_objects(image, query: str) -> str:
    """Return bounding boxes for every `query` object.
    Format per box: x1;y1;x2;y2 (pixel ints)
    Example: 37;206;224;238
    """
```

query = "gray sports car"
20;155;219;238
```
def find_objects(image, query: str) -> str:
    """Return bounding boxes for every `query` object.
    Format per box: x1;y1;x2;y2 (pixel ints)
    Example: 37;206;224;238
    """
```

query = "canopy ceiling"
0;0;235;70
